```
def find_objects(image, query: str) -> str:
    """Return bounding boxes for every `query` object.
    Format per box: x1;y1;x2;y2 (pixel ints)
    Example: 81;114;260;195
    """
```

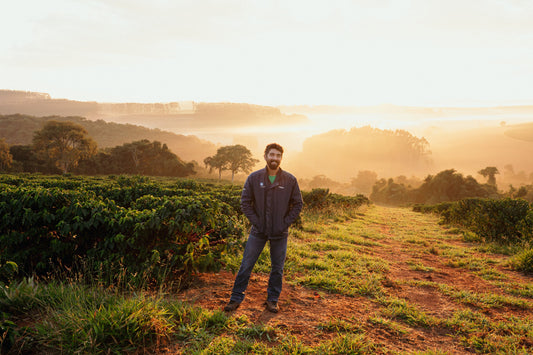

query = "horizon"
4;88;533;110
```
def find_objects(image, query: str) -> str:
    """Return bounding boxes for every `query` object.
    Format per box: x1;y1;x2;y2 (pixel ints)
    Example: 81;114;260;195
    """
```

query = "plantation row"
0;175;246;287
0;174;369;286
414;197;533;245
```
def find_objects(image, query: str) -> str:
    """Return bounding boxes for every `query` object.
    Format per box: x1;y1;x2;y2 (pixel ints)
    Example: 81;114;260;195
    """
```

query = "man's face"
265;148;282;170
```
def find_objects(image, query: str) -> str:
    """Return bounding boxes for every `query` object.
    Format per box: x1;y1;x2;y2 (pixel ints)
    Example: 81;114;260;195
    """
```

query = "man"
224;143;303;313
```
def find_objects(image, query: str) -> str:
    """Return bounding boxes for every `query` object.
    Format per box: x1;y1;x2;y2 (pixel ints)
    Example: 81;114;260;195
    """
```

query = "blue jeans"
230;234;288;303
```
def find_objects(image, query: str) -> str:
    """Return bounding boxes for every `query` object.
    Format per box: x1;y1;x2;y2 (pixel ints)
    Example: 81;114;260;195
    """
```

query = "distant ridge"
277;103;533;117
0;90;308;129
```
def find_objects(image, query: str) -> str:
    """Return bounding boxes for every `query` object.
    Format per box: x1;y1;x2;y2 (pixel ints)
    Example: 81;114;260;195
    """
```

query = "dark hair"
264;143;284;155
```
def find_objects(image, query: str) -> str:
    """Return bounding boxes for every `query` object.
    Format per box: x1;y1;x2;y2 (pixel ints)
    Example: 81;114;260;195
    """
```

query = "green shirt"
268;175;276;184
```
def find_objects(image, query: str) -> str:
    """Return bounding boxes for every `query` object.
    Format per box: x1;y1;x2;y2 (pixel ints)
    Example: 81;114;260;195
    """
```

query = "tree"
0;138;13;171
351;170;378;194
10;144;60;173
100;140;194;176
220;145;259;183
203;154;227;180
204;144;259;183
33;121;97;174
478;166;499;187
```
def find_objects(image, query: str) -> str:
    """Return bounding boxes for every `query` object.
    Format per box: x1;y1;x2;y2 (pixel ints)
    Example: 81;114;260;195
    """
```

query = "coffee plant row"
0;174;245;284
301;188;370;210
414;198;533;244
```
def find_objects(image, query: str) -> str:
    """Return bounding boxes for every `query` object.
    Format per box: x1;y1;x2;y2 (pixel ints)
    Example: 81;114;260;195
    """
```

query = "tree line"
370;168;533;205
0;114;217;163
0;121;195;177
0;120;260;180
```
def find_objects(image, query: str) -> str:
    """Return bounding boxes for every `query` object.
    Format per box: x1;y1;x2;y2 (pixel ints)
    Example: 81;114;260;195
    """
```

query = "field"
1;176;532;354
174;205;533;354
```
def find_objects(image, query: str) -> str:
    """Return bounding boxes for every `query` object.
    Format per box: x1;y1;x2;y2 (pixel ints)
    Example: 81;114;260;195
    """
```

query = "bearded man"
224;143;303;313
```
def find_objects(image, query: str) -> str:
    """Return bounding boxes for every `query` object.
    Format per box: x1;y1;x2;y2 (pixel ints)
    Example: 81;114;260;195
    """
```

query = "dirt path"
175;205;533;354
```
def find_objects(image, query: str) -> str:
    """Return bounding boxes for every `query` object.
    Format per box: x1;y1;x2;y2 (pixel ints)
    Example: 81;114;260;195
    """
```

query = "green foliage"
0;138;13;171
415;198;532;245
0;261;18;286
318;334;378;354
32;120;97;173
0;174;246;286
369;178;410;205
372;169;498;205
33;295;174;354
302;188;370;210
204;144;259;183
77;139;195;177
510;248;533;274
0;311;17;353
0;113;216;164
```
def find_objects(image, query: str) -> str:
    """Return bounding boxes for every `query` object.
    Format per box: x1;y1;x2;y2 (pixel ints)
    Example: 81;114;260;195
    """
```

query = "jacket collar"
262;166;283;185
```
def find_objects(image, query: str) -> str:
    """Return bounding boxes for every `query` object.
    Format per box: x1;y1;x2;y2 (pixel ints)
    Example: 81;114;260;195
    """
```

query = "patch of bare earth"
175;270;464;354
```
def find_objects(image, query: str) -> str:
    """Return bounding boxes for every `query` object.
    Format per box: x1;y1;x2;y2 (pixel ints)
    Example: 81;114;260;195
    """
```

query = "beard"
267;160;280;170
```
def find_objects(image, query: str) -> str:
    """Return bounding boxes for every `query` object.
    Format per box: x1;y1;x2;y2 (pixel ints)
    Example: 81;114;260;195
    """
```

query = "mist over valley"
1;89;532;191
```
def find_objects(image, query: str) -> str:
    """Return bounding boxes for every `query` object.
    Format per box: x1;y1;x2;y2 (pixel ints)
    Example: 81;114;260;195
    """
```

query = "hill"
0;90;308;131
0;114;217;163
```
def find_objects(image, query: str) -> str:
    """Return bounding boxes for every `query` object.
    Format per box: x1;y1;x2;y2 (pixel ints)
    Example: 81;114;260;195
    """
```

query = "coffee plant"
0;174;246;285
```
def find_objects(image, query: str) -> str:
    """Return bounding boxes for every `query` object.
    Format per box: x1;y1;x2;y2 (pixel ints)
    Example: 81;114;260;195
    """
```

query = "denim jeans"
230;233;288;303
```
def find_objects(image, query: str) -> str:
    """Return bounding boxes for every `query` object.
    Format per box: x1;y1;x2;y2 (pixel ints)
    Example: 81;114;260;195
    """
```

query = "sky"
2;0;533;107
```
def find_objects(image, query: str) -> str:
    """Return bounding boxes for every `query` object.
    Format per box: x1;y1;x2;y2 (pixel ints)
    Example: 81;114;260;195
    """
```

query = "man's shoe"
265;300;279;313
224;300;241;312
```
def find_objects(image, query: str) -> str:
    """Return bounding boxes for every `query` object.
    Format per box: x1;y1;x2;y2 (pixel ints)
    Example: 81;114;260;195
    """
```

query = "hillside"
0;90;308;131
0;114;217;163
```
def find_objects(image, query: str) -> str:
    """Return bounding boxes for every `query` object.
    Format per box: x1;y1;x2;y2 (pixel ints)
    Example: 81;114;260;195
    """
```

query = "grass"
2;204;533;353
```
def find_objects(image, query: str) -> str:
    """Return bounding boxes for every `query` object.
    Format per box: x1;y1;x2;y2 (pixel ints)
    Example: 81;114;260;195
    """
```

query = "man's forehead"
266;149;282;155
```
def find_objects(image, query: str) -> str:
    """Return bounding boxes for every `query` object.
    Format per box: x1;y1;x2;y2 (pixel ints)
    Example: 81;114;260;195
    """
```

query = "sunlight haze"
2;0;533;187
2;0;533;107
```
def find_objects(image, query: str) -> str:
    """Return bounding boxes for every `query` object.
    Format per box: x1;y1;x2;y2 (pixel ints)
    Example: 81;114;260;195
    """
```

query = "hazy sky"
2;0;533;107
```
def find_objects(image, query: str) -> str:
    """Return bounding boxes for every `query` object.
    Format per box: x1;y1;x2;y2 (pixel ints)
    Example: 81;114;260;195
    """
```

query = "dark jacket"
241;167;303;239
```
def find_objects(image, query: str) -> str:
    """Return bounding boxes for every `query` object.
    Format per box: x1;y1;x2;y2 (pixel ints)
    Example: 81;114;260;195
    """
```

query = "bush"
302;188;370;210
302;188;330;209
414;198;532;245
509;248;533;274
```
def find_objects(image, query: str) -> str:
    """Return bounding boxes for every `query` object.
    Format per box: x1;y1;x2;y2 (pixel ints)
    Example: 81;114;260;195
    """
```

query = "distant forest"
288;126;433;180
0;114;216;164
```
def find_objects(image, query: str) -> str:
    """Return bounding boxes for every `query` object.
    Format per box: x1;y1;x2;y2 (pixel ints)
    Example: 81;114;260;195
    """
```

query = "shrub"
509;248;533;274
302;188;370;211
415;198;532;245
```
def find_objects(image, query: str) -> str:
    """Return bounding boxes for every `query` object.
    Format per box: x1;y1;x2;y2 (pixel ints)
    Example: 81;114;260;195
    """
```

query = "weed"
367;315;409;335
378;297;438;327
237;323;278;341
317;317;363;333
407;261;435;273
275;333;314;354
318;333;379;354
